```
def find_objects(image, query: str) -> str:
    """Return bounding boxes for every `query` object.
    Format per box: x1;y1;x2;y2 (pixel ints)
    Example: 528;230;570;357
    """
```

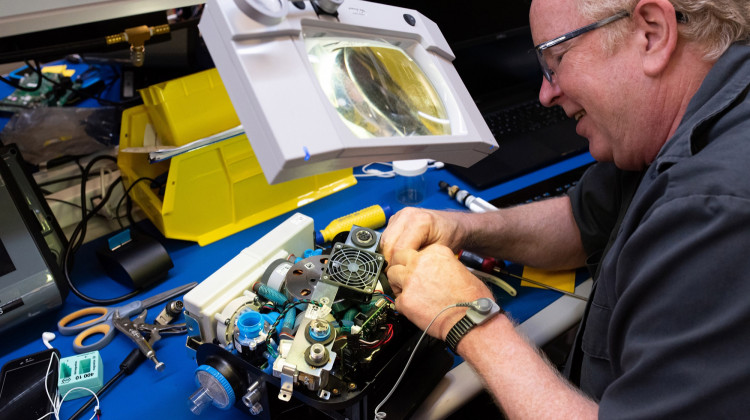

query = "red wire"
381;324;394;345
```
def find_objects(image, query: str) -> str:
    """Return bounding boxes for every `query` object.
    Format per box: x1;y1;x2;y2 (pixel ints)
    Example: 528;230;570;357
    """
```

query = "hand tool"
466;267;517;296
458;250;588;301
57;282;197;352
68;299;186;420
113;309;187;371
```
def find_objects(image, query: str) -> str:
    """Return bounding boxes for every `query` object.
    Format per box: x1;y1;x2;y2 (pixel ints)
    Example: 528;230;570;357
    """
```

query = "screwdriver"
458;250;588;301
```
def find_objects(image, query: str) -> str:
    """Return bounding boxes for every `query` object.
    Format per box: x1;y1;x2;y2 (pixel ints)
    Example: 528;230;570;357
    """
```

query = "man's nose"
538;76;562;107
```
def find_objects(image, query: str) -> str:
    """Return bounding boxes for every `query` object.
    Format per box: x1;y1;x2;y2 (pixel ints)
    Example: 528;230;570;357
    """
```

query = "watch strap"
445;315;476;353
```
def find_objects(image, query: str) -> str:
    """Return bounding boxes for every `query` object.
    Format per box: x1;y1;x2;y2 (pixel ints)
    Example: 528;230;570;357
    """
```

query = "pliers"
113;309;187;371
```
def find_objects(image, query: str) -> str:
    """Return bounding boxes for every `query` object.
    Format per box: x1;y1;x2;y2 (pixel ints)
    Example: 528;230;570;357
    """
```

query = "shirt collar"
653;42;750;173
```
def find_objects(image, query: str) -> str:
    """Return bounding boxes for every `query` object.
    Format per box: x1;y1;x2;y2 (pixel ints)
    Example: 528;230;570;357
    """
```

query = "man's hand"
386;244;494;340
379;207;468;262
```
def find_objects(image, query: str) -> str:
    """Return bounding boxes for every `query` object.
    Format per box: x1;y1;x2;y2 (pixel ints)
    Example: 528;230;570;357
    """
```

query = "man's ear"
632;0;679;77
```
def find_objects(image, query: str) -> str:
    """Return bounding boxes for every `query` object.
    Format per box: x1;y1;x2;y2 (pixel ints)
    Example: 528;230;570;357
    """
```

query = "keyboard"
489;163;593;208
484;100;569;139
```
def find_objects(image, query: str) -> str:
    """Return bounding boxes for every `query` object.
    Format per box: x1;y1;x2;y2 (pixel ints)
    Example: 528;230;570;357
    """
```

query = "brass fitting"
106;24;170;67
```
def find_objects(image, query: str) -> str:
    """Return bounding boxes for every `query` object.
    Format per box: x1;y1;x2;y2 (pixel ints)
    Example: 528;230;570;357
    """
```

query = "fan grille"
325;245;383;291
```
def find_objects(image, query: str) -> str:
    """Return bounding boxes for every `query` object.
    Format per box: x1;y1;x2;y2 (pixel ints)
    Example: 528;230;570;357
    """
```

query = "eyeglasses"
535;10;630;84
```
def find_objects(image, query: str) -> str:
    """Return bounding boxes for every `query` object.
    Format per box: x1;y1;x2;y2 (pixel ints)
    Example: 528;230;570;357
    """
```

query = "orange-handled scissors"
57;282;197;353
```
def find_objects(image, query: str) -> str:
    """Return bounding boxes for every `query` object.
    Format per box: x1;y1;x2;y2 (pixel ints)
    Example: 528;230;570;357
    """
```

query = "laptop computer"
372;0;590;190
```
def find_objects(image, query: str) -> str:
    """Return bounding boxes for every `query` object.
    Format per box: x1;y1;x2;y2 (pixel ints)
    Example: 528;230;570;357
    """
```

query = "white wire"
355;162;395;178
58;387;101;420
373;303;462;419
36;351;101;420
354;160;444;179
37;352;60;420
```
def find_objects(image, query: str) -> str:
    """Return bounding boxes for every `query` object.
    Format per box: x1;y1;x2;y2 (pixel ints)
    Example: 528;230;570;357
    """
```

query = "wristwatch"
445;298;503;353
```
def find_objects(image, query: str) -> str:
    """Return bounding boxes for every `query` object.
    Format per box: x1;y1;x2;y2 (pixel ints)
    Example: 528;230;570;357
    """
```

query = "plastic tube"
315;204;393;244
253;283;288;306
343;308;359;322
281;307;296;335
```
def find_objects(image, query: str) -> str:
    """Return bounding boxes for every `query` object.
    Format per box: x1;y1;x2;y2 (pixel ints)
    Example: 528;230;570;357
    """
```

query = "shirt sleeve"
567;162;620;257
567;162;644;278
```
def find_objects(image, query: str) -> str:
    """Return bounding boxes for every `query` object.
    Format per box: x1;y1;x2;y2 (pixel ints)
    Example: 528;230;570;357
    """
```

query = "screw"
348;382;357;391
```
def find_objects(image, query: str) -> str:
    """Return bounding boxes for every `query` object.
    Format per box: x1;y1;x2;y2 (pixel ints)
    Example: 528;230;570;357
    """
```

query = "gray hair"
577;0;750;61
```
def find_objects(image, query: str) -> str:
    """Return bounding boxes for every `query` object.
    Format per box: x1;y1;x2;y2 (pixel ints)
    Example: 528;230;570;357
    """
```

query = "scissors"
57;282;197;353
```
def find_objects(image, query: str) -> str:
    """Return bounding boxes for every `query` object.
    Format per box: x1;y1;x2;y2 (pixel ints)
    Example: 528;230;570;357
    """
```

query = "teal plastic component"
58;351;104;401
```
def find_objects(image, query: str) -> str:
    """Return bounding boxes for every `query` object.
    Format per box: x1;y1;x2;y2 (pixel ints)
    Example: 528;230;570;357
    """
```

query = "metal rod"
496;268;589;301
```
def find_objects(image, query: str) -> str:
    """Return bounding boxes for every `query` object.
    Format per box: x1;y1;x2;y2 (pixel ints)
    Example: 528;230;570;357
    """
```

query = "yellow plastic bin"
118;71;356;246
138;68;239;146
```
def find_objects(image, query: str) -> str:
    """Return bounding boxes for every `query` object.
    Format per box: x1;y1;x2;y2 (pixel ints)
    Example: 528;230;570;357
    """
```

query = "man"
380;0;750;417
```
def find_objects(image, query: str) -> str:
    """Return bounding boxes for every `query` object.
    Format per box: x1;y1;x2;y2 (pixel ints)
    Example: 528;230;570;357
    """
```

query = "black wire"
115;176;157;230
38;174;88;188
265;300;322;347
70;157;82;173
63;177;135;304
25;59;58;87
68;369;125;420
0;71;42;92
45;197;109;220
62;155;141;305
68;347;147;420
71;156;116;252
20;58;137;108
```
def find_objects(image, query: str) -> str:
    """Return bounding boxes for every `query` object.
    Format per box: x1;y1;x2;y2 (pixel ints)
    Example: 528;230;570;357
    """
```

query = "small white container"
393;159;428;205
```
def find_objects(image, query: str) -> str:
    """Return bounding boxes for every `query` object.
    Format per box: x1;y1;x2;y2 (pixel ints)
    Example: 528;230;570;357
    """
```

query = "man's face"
530;0;663;170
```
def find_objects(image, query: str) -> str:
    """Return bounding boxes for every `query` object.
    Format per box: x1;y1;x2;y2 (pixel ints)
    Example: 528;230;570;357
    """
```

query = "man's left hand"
385;244;494;340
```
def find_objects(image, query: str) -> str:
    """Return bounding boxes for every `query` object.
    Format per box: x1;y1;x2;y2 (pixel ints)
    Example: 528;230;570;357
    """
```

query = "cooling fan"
322;243;384;300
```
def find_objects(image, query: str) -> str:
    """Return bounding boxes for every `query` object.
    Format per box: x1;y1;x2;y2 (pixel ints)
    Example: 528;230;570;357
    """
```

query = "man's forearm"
461;196;586;270
457;314;598;419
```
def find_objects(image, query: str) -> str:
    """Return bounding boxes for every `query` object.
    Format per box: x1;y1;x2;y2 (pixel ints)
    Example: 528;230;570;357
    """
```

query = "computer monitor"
199;0;497;184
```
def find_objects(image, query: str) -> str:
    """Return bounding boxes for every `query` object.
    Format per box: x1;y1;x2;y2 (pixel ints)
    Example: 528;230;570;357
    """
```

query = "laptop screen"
452;26;542;107
369;0;540;106
369;1;588;190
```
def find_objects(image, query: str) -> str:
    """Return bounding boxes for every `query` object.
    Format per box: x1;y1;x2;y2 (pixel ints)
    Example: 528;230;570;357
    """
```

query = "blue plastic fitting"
237;311;264;341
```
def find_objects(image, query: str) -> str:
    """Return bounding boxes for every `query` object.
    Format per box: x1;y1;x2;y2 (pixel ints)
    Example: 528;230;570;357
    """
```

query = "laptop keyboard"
484;100;569;139
489;162;593;208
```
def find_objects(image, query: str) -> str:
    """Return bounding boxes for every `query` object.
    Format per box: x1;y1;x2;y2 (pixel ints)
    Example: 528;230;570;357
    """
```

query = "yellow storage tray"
139;68;239;146
118;73;356;246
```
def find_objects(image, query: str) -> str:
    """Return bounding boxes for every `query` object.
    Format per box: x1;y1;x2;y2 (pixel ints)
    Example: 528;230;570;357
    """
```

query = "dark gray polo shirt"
567;43;750;418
